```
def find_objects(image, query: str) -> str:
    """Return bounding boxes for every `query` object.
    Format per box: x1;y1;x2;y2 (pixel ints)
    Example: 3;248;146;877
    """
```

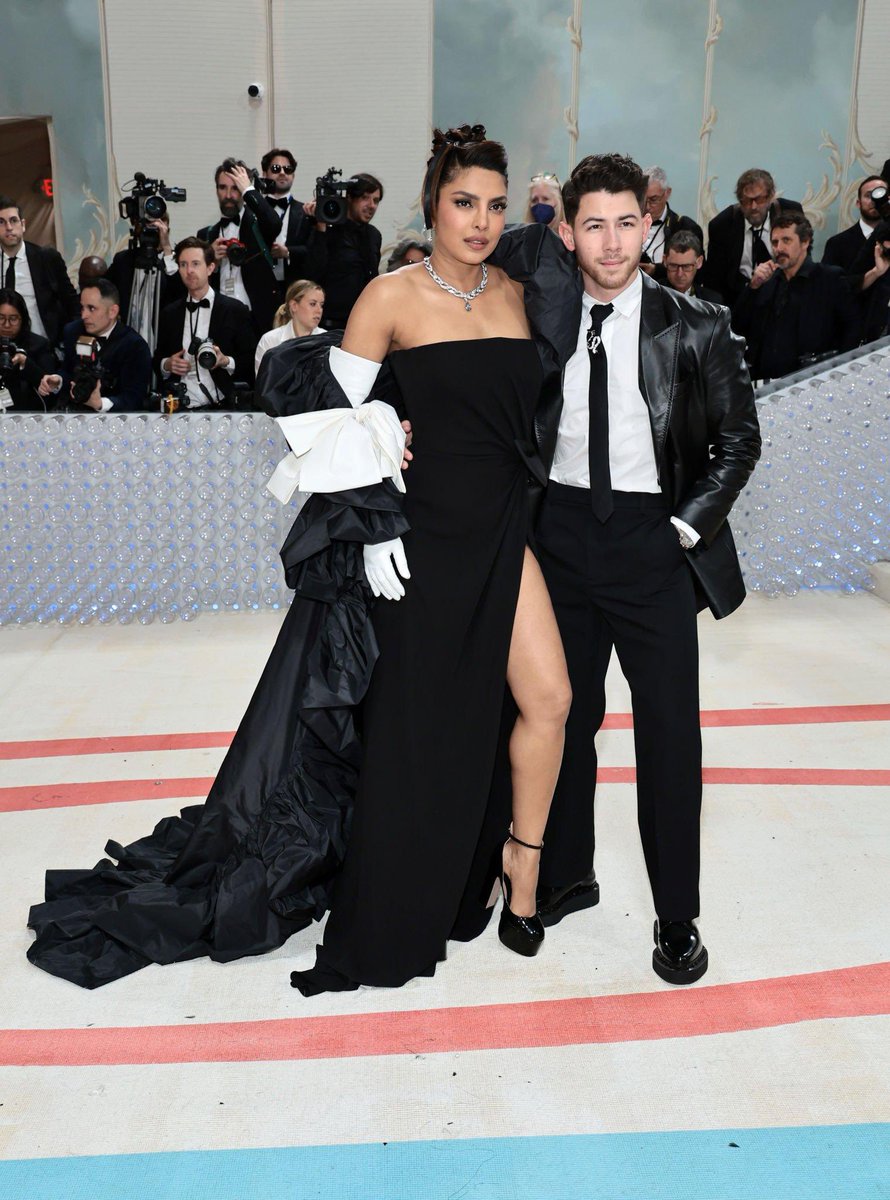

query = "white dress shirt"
255;320;322;374
1;246;48;338
217;210;252;310
739;213;772;280
161;288;233;409
642;212;668;264
860;217;875;241
551;270;700;543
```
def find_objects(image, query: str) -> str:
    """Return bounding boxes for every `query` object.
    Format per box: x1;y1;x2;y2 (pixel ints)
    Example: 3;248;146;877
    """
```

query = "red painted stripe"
0;778;214;814
2;765;887;814
3;962;887;1068
2;704;888;761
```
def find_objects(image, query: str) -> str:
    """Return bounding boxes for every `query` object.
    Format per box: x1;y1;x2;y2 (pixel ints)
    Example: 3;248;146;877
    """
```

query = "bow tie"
271;198;290;210
187;298;210;312
651;218;664;227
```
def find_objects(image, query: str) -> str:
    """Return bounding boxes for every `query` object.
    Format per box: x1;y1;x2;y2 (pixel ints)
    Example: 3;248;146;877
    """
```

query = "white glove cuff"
329;346;382;408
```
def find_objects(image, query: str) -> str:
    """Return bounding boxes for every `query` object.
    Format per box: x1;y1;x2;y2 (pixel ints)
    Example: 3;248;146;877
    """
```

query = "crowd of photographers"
2;152;890;414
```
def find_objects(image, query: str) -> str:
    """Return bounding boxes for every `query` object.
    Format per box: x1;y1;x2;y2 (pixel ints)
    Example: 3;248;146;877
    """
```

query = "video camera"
314;167;359;226
119;172;187;271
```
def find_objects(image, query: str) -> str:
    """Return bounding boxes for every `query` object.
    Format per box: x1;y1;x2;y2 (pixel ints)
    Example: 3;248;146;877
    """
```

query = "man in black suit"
0;195;79;350
106;213;185;327
732;212;861;381
662;231;723;303
303;173;383;329
702;168;803;305
513;154;760;984
640;166;703;276
197;159;282;337
822;176;886;272
154;237;255;408
260;147;312;293
52;278;152;412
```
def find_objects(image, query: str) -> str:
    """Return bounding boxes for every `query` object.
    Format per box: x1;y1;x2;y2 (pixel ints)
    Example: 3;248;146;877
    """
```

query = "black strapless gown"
292;338;541;993
27;337;541;992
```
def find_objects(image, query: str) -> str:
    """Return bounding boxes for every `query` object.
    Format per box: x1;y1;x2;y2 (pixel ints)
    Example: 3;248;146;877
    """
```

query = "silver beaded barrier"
1;342;889;625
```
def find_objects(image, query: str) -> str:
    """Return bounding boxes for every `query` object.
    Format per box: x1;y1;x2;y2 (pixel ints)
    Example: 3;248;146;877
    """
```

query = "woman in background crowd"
385;236;433;272
254;279;325;374
0;288;56;412
523;172;564;232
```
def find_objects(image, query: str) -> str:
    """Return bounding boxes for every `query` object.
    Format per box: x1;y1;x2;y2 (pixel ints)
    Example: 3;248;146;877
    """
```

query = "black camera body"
0;335;23;379
868;185;890;223
119;172;187;270
152;378;191;414
314;167;359;226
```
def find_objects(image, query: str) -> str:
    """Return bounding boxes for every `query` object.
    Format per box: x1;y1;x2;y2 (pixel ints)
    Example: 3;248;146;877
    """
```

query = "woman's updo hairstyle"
422;124;508;227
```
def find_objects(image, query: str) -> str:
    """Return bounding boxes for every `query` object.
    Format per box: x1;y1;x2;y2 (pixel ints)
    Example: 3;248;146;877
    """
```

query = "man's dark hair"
665;230;704;258
562;153;648;225
347;172;384;201
772;211;813;245
858;174;886;202
0;287;31;339
735;168;776;202
81;277;120;306
261;147;297;173
0;195;23;217
174;236;214;266
215;157;249;184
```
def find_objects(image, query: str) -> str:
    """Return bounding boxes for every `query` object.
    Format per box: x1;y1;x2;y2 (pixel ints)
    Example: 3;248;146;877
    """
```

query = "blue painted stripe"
1;1124;887;1200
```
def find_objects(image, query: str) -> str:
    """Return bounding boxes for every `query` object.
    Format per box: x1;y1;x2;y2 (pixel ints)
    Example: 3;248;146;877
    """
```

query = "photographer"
303;172;383;329
55;279;152;411
851;220;890;343
106;213;184;325
260;147;312;290
154;237;255;409
0;195;79;351
198;158;282;336
0;288;56;412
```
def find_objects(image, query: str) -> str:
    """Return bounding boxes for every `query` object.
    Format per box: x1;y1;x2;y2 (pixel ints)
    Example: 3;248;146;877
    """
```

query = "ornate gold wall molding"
800;133;843;231
564;0;582;176
66;188;116;280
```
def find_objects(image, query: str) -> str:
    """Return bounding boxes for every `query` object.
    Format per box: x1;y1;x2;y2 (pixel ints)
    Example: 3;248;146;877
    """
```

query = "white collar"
581;268;643;318
860;217;876;240
188;286;214;306
96;320;117;339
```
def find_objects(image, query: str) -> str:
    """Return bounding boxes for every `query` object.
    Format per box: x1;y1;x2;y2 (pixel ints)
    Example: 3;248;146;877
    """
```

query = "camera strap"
243;207;275;270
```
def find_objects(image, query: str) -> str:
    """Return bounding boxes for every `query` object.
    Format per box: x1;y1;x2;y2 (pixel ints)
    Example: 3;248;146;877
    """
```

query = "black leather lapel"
638;275;680;464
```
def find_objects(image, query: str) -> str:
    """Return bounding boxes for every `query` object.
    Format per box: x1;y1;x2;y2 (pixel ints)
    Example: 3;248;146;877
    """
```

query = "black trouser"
536;483;702;921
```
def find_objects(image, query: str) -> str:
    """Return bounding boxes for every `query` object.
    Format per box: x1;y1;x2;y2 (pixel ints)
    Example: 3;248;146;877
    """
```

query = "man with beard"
198;158;282;336
259;147;312;295
528;154;760;984
732;211;861;381
822;176;886;272
303;172;383;329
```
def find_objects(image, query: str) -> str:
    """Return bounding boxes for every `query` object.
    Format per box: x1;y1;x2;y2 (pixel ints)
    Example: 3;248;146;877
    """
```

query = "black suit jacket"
61;319;152;412
702;198;804;305
492;226;761;619
273;197;313;283
732;259;861;379
304;220;382;328
22;242;79;349
154;293;256;395
198;189;283;335
3;331;56;411
822;222;873;272
643;205;705;267
106;248;186;320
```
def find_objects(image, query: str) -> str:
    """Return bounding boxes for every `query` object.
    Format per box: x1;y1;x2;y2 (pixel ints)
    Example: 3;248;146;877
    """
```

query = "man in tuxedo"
260;147;312;293
106;213;185;326
822;176;886;272
304;173;383;329
154;237;255;408
197;159;282;337
51;278;152;411
662;232;723;303
531;154;760;984
0;195;79;350
702;168;803;305
639;166;703;275
732;212;861;381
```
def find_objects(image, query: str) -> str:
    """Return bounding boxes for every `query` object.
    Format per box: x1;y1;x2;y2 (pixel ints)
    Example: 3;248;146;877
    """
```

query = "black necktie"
751;226;770;266
587;302;614;522
4;256;16;290
186;298;210;312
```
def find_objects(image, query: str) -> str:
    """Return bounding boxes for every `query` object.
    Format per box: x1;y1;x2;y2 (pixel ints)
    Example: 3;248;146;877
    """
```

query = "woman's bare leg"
504;547;572;917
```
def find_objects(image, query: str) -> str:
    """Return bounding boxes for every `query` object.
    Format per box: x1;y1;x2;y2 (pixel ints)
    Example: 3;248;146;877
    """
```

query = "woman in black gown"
27;127;571;993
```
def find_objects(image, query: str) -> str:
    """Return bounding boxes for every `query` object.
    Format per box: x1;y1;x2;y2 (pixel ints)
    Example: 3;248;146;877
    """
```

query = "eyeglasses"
664;262;697;273
268;163;295;174
739;193;771;207
530;172;560;185
0;313;22;325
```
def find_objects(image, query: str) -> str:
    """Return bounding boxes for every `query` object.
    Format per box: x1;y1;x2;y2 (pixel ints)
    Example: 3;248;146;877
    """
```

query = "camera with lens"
867;185;890;223
314;167;359;226
118;172;187;270
0;335;23;383
152;378;190;414
220;238;248;267
70;337;105;407
188;335;219;370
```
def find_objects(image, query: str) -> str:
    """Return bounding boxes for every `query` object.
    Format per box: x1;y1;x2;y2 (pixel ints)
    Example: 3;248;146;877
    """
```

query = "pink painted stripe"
3;962;887;1068
1;704;888;761
2;765;887;814
0;778;215;813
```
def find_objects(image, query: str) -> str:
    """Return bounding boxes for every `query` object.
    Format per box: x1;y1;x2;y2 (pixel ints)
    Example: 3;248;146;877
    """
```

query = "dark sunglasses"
268;163;295;174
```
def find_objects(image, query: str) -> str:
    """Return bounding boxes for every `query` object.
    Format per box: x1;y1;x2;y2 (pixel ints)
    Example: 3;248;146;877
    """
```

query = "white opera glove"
363;538;410;601
329;345;381;408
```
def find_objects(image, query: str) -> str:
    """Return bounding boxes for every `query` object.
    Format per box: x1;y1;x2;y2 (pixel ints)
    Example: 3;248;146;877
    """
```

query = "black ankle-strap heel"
498;833;545;957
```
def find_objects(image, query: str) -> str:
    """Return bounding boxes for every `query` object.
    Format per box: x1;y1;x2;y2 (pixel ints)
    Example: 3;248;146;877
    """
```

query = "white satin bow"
266;401;407;504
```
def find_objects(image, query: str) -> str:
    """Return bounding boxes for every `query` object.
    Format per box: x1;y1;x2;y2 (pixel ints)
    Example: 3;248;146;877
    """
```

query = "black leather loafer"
652;919;708;984
536;871;600;928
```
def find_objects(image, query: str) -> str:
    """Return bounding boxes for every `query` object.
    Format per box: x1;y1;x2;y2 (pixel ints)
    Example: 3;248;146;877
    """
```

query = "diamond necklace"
423;256;488;312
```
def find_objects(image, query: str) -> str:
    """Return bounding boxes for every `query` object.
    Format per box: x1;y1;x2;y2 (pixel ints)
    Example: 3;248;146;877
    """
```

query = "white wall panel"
856;0;890;175
104;0;271;248
270;0;433;257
